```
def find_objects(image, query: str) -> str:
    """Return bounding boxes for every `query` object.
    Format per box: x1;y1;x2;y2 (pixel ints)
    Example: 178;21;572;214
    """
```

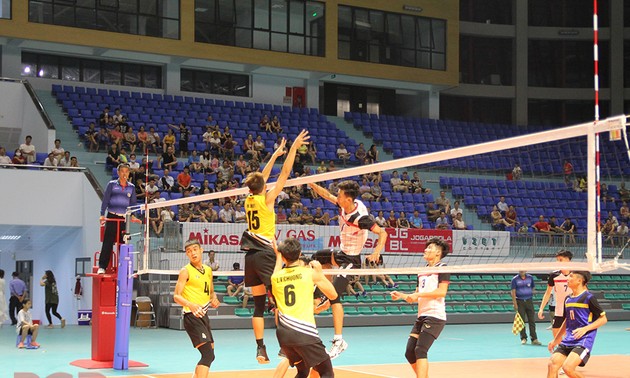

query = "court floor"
2;321;629;377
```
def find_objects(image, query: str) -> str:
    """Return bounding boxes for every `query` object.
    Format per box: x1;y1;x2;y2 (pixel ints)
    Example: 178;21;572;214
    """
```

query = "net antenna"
131;116;628;276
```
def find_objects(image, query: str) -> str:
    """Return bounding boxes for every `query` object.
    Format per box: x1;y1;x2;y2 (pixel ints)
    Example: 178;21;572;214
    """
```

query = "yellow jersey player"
241;129;309;363
272;238;338;378
174;239;220;378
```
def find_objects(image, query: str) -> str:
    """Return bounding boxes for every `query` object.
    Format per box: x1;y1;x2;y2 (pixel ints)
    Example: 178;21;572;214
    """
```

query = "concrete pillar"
1;43;23;79
514;0;529;125
164;61;181;95
428;90;439;119
306;77;319;109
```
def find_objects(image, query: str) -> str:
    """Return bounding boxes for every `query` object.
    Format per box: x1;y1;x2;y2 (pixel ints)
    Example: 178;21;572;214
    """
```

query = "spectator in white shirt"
219;203;235;223
452;213;467;230
450;201;463;218
0;146;13;165
20;135;36;164
42;152;58;169
336;143;351;167
57;151;72;167
234;203;246;223
497;196;509;213
51;139;65;161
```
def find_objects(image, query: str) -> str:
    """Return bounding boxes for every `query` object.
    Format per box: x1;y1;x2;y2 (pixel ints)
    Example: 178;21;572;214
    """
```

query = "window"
28;0;181;39
528;0;609;28
20;52;163;88
181;68;250;97
460;36;513;85
338;6;446;70
440;96;513;125
75;257;92;277
528;100;609;126
460;0;513;25
195;0;325;57
0;0;11;19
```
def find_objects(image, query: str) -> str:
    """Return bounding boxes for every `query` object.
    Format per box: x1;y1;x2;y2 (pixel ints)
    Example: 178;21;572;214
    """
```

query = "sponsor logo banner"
452;230;511;256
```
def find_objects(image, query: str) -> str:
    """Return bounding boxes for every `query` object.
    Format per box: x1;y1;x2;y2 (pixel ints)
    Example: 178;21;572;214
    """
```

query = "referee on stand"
98;163;136;274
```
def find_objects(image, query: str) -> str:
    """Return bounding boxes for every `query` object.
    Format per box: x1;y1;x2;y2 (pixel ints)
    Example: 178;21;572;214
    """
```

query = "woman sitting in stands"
491;205;511;230
270;115;282;133
366;145;379;164
12;149;26;166
106;144;121;167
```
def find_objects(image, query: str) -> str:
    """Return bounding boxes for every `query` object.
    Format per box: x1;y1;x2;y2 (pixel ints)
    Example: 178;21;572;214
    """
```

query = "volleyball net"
129;115;630;278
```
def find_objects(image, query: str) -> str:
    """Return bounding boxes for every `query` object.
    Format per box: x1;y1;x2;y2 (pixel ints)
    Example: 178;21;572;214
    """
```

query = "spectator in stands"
149;205;164;236
187;150;202;173
219;203;234;223
227;263;245;297
12;148;26;166
178;204;193;222
327;160;337;172
85;123;98;152
233;203;246;223
0;146;11;166
397;211;411;228
370;182;384;202
127;153;141;181
336;143;351;167
510;271;540;345
176;166;194;193
410;171;431;194
50;139;65;162
270;115;282;134
70;156;79;168
99;106;111;126
159;168;175;192
243;134;257;161
147;126;161;154
450;201;463;218
602;218;615;245
505;205;518;226
254;135;270;162
409;210;423;229
512;163;522;181
259;114;271;132
136;125;148;153
199;150;212;174
620;201;629;223
111;108;123;126
109;125;124;149
202;126;214;150
159;145;178;170
518;222;529;234
206;115;217;128
233;154;247;177
346;275;367;298
452;213;467;230
366;144;378;164
619;182;630;202
601;183;615;203
162;129;176;153
42;152;58;170
532;215;552;243
123;127;137;154
607;211;619;228
435;212;450;230
491;205;511;230
288;204;302;224
616;221;629;245
387;210;398;228
203;205;219;222
359;178;373;201
355;143;367;165
20;135;36;164
549;216;564;233
57;151;72;168
214;171;227;192
135;178;147;202
222;135;237;160
97;127;109;150
301;206;314;225
106;143;121;167
560;217;576;244
400;172;413;192
145;177;160;202
307;141;317;165
390;170;407;193
288;186;303;206
119;148;129;164
173;123;191;158
275;205;288;224
203;250;219;271
426;202;440;222
373;210;387;228
313;207;330;225
217;159;233;181
436;191;451;213
497;196;509;213
190;204;207;223
563;159;574;185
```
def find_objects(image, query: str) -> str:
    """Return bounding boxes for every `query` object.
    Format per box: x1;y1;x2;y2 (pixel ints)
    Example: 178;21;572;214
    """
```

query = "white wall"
0;169;102;324
251;74;307;106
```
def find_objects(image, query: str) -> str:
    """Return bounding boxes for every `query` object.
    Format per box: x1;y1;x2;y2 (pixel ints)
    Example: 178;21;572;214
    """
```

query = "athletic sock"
256;338;265;347
333;334;343;341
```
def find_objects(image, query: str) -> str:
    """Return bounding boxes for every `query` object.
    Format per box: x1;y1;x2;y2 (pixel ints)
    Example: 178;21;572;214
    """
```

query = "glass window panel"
386;14;401;45
271;32;287;52
253;30;269;49
181;69;194;91
235;27;252;48
288;35;304;54
21;52;38;77
337;5;351;30
270;0;287;32
368;44;380;63
142;65;161;88
161;0;180;18
0;0;11;19
75;7;96;28
369;10;384;34
400;16;414;49
118;13;137;34
212;73;229;94
98;0;118;8
139;0;158;15
82;60;101;83
254;0;269;29
195;0;215;23
61;57;80;81
29;1;53;23
38;55;59;79
399;48;415;67
139;15;159;36
235;0;252;27
53;4;75;26
123;64;142;87
432;19;445;52
96;9;117;31
119;1;138;13
432;53;445;70
195;71;212;93
103;61;122;85
338;40;350;60
289;0;304;34
416;51;430;69
416;18;430;49
76;0;95;6
162;18;179;39
231;75;249;96
218;0;234;23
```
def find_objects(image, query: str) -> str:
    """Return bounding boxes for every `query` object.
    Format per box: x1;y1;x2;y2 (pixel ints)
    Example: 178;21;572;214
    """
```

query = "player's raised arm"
308;182;337;204
261;137;286;182
310;260;338;301
366;224;388;263
266;129;310;205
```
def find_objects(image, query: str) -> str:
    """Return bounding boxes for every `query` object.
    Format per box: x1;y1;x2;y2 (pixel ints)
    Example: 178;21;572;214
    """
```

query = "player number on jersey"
284;284;296;306
204;282;210;295
247;210;260;230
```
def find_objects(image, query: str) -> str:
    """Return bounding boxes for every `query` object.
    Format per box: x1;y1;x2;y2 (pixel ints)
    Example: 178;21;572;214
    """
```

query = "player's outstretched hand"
273;138;287;157
390;291;405;301
366;252;380;263
537;310;545;320
309;260;322;271
292;129;310;150
272;240;281;257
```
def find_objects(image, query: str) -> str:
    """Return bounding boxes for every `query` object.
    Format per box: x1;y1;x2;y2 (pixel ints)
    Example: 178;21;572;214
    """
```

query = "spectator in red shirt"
533;215;553;244
176;166;193;193
387;210;398;228
563;160;574;185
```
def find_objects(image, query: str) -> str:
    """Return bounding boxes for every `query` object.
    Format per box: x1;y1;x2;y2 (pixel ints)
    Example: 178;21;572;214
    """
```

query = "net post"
587;127;599;268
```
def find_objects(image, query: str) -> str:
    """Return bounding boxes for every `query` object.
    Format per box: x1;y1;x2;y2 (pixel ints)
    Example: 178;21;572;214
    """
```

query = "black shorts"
549;305;556;312
313;249;361;270
552;316;565;329
183;313;214;348
179;140;188;152
282;341;330;369
553;344;591;367
242;231;275;288
410;316;446;340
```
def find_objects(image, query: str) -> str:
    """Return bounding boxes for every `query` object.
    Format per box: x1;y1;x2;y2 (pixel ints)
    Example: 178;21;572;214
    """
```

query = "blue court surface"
2;321;629;377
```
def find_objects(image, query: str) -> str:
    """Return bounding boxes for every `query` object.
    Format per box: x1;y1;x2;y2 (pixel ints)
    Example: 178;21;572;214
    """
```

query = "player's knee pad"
405;337;417;364
312;358;334;378
253;295;266;317
415;342;429;360
197;342;215;367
